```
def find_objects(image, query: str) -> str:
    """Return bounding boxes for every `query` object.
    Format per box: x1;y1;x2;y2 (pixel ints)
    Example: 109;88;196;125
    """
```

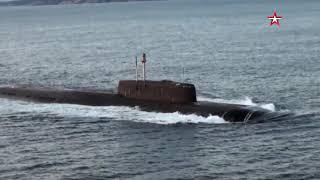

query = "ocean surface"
0;0;319;179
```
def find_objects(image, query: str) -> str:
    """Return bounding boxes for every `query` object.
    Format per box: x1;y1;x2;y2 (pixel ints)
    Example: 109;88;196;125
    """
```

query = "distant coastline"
0;0;159;6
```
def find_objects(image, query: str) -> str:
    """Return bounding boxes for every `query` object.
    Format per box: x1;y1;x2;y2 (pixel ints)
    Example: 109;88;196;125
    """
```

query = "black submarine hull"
0;86;269;122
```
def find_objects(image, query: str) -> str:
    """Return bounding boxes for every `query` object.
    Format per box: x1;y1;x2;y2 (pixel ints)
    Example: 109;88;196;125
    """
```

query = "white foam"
0;98;227;125
198;96;276;112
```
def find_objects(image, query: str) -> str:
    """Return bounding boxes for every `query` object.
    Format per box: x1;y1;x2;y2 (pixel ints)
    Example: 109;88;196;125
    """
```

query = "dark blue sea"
0;0;319;179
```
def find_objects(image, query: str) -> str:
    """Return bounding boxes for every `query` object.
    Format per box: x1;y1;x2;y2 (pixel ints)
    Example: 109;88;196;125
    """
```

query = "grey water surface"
0;0;319;179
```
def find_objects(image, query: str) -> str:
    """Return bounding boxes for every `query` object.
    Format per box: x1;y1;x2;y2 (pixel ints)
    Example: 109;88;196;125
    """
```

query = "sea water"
0;0;319;179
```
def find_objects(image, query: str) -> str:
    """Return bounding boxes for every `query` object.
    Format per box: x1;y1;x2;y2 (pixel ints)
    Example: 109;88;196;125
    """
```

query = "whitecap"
198;96;276;112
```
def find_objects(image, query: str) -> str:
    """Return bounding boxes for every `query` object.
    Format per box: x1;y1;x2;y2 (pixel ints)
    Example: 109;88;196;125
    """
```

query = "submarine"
0;54;270;122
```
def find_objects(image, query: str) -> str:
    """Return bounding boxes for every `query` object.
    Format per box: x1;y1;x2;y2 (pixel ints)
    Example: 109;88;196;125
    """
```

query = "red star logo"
267;11;283;27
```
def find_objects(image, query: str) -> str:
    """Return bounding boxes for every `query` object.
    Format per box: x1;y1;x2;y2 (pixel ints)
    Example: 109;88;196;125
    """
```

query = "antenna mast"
135;56;138;82
142;53;146;82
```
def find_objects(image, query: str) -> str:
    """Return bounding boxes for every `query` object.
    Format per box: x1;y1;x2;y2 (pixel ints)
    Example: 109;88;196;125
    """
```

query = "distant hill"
0;0;156;6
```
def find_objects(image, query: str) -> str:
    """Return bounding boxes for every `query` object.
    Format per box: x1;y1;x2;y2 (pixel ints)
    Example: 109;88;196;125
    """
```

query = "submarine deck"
0;86;268;122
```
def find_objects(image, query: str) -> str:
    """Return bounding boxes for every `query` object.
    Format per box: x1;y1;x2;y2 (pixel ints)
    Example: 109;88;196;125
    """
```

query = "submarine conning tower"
117;53;197;104
118;80;197;104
